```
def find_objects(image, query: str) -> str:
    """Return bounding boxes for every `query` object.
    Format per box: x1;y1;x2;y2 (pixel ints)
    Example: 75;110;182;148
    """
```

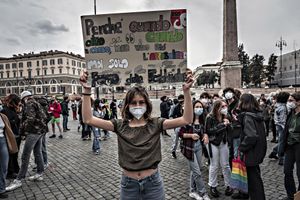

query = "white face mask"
194;108;204;116
129;106;147;120
201;98;208;104
225;92;233;100
220;108;228;115
287;102;296;110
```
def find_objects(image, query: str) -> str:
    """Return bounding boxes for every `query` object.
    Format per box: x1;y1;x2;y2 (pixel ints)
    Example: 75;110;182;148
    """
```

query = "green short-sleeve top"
110;117;165;171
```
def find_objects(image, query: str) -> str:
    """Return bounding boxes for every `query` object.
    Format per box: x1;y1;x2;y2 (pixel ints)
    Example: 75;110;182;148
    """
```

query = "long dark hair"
121;86;152;120
193;100;205;124
238;93;260;112
4;94;21;111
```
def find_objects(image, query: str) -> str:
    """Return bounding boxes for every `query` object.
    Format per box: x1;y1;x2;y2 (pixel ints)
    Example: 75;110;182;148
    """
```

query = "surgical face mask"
287;102;296;110
129;106;147;120
220;108;228;115
194;108;203;116
225;92;233;100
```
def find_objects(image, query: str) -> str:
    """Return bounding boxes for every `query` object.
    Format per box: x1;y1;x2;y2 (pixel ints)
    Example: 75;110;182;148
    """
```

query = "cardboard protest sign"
81;9;187;88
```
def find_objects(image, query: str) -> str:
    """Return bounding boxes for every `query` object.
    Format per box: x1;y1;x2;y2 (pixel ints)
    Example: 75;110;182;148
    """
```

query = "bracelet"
81;93;91;96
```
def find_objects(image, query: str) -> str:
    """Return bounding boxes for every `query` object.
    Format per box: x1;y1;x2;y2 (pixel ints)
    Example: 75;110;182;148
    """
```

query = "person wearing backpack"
61;96;70;132
6;91;47;192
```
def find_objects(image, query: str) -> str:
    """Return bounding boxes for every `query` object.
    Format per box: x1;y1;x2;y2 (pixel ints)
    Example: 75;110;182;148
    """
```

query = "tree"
265;53;278;86
249;54;265;87
238;44;251;86
197;70;219;88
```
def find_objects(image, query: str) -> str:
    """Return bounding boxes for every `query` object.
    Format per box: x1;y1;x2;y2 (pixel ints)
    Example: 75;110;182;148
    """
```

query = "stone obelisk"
220;0;242;88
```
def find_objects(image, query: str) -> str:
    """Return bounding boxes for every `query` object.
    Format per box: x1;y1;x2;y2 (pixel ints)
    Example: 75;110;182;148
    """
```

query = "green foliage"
197;70;219;88
249;54;265;87
265;53;278;83
238;44;251;85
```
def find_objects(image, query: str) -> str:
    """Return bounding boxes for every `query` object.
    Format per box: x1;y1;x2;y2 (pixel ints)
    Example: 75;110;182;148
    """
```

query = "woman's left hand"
182;68;194;91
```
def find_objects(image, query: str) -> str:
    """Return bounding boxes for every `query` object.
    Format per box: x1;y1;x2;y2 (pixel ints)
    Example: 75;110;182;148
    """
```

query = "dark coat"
238;112;267;166
171;103;183;119
160;101;170;119
1;105;20;137
205;114;230;146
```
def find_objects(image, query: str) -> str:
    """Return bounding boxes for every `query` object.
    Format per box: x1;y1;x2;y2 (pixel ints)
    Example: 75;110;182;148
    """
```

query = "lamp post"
294;45;298;92
94;0;97;15
276;36;287;88
14;59;19;95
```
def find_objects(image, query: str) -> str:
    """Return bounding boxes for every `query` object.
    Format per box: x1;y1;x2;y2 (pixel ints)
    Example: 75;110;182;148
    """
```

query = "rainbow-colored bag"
231;154;248;193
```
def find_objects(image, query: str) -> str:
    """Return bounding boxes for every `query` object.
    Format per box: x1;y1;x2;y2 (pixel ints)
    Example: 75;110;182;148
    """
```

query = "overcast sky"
0;0;299;70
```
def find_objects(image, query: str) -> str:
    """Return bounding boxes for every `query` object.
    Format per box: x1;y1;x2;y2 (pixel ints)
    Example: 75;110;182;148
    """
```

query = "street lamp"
276;36;287;88
294;46;299;92
14;59;19;95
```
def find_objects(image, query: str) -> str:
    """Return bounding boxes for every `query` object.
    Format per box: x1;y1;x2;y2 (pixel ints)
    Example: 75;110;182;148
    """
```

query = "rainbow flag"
231;158;248;193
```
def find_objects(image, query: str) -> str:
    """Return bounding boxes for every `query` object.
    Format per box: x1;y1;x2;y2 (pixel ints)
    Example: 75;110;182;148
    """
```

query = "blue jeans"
0;137;9;193
92;127;101;152
120;170;165;200
17;134;44;180
233;138;241;159
63;115;68;130
188;140;206;195
272;125;284;159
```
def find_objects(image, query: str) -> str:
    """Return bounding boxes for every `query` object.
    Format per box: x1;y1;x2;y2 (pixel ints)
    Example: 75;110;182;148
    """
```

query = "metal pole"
276;36;287;88
94;0;96;15
295;49;297;92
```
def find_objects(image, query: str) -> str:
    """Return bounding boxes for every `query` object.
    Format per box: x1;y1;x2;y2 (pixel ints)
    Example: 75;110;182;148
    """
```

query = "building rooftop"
0;50;84;61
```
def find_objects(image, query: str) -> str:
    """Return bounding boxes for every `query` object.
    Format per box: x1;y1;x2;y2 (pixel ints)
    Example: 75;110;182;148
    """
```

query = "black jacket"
1;105;20;137
238;112;267;166
171;103;183;119
160;101;170;119
205;114;230;146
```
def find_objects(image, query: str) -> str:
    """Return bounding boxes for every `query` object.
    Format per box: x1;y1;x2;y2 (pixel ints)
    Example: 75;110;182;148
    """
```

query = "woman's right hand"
79;69;91;90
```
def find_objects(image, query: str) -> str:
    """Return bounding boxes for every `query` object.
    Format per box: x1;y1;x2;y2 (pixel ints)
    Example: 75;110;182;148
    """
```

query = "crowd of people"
0;69;299;200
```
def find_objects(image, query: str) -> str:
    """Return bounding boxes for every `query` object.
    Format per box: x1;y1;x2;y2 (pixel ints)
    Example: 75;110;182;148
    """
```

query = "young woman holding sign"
79;68;194;199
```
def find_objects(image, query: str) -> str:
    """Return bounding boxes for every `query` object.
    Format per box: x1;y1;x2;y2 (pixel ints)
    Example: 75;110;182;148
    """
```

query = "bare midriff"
123;168;158;180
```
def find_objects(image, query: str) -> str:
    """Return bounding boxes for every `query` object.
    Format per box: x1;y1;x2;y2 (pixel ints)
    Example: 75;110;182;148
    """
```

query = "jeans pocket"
150;174;162;186
121;176;130;188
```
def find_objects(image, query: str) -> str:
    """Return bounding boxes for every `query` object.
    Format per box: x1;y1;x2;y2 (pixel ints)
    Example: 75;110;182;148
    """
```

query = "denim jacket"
274;103;287;129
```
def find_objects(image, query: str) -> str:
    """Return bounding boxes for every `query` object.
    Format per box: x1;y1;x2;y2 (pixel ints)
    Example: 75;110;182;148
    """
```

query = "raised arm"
79;69;114;132
163;70;194;130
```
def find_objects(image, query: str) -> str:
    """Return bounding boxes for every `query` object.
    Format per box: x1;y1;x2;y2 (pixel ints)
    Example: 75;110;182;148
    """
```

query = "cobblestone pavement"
5;107;297;199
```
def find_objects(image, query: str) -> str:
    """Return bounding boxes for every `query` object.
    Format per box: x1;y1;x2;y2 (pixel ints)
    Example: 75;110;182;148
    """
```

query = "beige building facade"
0;50;85;97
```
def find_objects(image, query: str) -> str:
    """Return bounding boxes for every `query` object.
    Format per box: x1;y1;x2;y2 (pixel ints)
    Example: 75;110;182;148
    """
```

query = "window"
72;60;76;66
51;86;56;93
284;67;287;71
42;60;47;66
37;70;40;76
28;71;31;78
6;72;9;78
1;73;3;78
58;58;63;64
13;72;16;78
19;62;23;68
296;64;298;69
20;71;23;77
59;69;62;74
77;62;81;67
290;66;293;70
0;64;3;70
12;63;17;68
27;62;32;67
44;69;47;75
5;64;10;69
50;59;55;65
73;69;75;75
52;69;54;74
37;87;42;93
37;60;39;67
82;63;85;68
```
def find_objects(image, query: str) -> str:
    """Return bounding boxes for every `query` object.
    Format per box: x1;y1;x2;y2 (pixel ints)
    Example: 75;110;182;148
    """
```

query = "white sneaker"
189;192;203;200
6;179;22;191
44;163;49;169
28;174;43;181
202;194;211;200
